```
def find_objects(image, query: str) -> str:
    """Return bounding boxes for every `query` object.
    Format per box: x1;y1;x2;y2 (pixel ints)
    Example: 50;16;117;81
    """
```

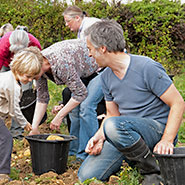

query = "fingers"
25;123;32;132
52;105;64;114
85;138;104;156
27;126;32;132
29;129;40;136
154;142;174;155
85;139;94;153
50;123;60;130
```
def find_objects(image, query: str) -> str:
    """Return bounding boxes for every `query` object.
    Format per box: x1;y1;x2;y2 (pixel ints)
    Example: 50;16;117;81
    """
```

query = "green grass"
47;80;66;123
173;68;185;100
45;81;69;134
10;167;20;180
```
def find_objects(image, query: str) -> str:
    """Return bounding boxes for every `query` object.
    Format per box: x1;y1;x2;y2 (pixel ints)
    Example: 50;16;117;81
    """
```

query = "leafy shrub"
122;0;185;74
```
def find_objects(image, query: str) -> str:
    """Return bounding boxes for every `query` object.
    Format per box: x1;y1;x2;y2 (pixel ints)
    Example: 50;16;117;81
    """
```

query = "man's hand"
85;126;105;155
153;140;174;154
85;136;104;155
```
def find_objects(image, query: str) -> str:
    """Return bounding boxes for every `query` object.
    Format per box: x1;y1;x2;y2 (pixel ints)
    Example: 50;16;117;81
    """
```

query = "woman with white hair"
0;30;41;72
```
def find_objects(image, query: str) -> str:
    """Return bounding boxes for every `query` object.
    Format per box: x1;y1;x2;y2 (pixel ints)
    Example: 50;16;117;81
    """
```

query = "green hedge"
0;0;184;74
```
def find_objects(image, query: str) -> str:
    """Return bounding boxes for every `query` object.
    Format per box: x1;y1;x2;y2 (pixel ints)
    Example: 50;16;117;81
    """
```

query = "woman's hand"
29;127;40;135
52;104;64;114
50;113;63;130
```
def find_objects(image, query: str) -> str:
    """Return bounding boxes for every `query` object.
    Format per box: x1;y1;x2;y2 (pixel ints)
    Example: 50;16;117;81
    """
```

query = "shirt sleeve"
101;71;113;101
36;76;50;104
143;60;172;97
64;66;88;102
0;33;11;70
12;84;27;128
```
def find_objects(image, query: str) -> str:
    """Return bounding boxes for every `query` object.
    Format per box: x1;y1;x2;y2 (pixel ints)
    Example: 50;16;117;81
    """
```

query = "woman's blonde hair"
9;30;29;53
0;23;14;37
10;46;43;77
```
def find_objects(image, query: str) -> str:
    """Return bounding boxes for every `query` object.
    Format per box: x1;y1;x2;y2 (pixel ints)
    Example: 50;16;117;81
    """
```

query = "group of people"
0;5;184;185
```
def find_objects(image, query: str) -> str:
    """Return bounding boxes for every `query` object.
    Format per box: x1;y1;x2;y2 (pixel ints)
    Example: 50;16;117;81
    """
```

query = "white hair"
15;25;28;32
9;30;29;53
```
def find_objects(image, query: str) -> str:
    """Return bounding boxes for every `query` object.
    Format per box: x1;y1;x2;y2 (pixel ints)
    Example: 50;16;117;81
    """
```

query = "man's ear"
100;46;107;53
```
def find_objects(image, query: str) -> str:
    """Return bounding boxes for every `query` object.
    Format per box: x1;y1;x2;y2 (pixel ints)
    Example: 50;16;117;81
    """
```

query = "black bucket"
20;89;47;124
154;147;185;185
25;134;77;175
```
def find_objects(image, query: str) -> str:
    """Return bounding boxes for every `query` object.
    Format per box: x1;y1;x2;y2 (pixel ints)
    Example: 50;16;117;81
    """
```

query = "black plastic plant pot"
154;147;185;185
25;134;77;175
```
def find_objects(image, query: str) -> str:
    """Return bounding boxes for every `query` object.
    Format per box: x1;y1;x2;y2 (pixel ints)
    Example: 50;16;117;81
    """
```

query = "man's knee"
104;117;118;141
78;164;95;182
78;164;105;183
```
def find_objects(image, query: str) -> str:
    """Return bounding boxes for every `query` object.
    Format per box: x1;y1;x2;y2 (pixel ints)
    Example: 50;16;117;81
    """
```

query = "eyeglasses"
64;15;77;24
65;18;74;24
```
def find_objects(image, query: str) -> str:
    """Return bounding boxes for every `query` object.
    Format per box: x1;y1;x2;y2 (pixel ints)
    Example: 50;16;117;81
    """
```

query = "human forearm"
154;92;185;154
32;102;48;130
50;97;80;130
161;100;185;142
56;97;80;120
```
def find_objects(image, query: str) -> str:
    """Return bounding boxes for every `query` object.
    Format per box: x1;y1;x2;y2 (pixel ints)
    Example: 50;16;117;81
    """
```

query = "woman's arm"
50;97;80;130
29;101;48;135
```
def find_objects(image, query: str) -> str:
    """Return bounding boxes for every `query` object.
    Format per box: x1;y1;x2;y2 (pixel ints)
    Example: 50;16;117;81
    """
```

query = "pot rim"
25;134;77;143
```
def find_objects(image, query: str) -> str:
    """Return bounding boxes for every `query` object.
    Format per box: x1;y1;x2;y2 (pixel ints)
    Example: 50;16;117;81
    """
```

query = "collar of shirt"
77;18;85;39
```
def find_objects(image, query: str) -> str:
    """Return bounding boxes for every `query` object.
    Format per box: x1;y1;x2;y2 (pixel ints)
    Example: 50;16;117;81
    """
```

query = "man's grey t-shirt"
101;54;172;125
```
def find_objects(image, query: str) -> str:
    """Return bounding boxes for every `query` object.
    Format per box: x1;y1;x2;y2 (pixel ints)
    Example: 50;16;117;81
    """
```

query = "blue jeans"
69;73;104;160
0;118;13;174
78;116;178;182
